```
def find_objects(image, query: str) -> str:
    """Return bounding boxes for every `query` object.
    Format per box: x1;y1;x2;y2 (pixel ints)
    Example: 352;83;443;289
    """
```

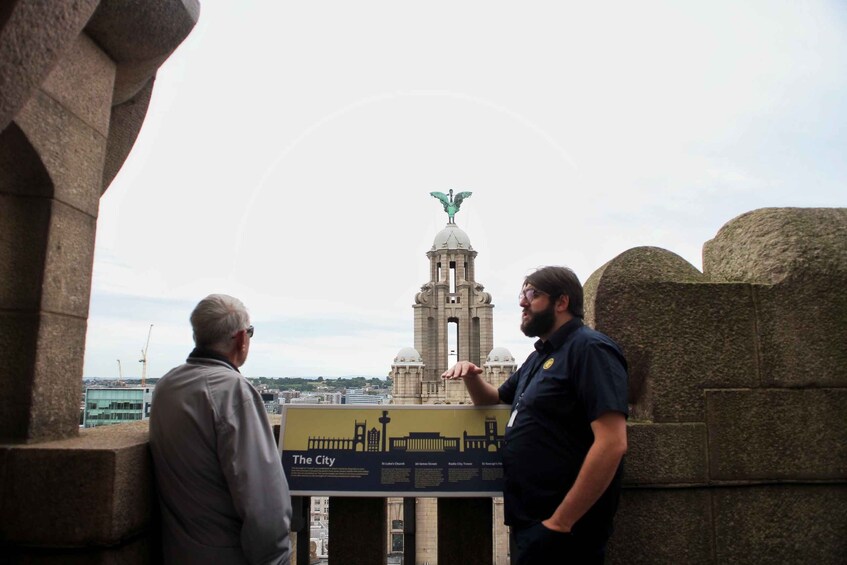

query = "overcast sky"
84;0;847;380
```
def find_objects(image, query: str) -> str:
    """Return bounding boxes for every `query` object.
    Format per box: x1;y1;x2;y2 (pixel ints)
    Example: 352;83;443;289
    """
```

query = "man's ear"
556;294;570;314
232;329;247;352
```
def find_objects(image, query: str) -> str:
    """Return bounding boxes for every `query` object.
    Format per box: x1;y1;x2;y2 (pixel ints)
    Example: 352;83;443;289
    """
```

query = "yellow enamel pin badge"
543;358;555;370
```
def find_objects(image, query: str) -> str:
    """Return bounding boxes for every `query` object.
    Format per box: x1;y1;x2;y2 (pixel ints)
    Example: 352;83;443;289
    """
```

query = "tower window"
448;318;459;368
449;261;456;293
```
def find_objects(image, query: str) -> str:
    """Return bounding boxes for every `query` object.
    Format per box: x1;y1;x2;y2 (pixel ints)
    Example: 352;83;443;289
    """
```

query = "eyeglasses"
233;325;254;339
519;288;547;303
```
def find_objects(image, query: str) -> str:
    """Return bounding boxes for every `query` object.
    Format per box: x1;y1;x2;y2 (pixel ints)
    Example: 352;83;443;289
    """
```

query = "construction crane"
139;324;153;388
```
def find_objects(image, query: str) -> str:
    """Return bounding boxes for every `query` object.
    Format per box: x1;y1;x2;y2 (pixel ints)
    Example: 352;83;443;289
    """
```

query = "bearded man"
443;266;628;565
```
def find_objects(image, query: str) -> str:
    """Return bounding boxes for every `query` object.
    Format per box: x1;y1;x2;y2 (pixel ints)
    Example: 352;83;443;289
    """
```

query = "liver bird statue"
430;189;472;224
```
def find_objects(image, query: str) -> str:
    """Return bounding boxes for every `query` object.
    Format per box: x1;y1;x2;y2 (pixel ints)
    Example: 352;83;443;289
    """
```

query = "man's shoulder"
156;360;249;395
573;324;614;342
566;324;623;353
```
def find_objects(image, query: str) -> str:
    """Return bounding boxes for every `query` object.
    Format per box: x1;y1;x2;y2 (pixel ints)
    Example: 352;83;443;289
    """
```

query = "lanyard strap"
514;353;549;405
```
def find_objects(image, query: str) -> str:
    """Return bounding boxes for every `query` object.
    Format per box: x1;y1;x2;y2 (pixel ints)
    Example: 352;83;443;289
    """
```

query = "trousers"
511;522;606;565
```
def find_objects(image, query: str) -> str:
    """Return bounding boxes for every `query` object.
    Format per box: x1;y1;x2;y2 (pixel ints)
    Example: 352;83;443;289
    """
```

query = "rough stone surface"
85;0;201;104
713;484;847;564
0;421;155;545
100;77;154;192
0;312;39;441
41;33;116;137
438;498;492;565
706;388;847;481
0;121;54;197
703;208;847;285
0;194;50;311
4;535;157;565
623;423;708;485
585;247;759;422
703;208;847;387
0;0;100;131
26;313;89;442
329;497;387;565
39;201;97;318
607;488;713;564
16;90;107;218
754;281;847;387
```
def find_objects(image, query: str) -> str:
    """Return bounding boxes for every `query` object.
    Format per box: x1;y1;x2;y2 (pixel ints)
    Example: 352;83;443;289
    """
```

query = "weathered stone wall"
0;1;198;561
585;208;847;564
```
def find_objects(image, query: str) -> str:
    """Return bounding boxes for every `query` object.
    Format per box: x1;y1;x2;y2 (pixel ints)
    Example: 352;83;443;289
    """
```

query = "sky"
84;0;847;380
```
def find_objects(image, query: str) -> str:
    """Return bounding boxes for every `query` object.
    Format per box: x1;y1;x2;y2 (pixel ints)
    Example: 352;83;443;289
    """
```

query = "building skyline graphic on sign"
304;410;504;454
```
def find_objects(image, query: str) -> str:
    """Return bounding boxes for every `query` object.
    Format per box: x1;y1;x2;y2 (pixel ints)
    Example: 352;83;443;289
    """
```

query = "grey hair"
190;294;250;352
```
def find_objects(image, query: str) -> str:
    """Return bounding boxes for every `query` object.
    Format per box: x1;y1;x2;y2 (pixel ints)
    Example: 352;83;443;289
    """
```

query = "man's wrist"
542;517;572;533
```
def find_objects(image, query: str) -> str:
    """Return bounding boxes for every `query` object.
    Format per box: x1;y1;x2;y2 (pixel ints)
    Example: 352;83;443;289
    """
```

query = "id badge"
507;408;518;428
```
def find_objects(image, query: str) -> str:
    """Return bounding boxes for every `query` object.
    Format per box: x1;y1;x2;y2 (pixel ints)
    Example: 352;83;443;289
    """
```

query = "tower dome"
485;347;516;365
432;224;473;251
393;347;424;365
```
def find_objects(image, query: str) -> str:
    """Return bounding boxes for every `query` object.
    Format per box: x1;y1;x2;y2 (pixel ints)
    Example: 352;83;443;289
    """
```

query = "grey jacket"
150;355;292;564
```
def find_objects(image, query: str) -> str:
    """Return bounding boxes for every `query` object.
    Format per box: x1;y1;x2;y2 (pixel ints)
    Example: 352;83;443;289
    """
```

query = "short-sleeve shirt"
498;318;628;537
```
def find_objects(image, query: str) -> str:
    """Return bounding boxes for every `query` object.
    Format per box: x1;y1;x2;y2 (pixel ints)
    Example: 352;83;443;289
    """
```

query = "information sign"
279;404;510;497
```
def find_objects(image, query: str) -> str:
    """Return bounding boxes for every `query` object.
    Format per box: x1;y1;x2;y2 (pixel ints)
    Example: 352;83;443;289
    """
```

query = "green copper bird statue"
430;189;472;224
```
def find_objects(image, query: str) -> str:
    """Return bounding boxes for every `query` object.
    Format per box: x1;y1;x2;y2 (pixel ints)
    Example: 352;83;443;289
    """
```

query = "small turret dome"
432;224;473;251
485;347;516;365
393;347;424;365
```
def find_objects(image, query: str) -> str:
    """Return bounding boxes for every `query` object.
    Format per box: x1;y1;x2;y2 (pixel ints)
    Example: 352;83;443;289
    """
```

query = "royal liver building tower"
389;192;516;565
391;190;517;405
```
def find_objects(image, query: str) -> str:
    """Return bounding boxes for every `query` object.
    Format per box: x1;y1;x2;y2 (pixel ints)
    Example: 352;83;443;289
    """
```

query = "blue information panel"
279;404;511;497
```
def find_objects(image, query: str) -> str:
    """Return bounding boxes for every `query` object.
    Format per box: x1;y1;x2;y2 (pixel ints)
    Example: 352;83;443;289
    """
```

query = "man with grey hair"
150;294;292;564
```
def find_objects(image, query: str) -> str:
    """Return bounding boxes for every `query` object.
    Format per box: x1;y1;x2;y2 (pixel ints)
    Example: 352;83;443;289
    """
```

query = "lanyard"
512;352;549;409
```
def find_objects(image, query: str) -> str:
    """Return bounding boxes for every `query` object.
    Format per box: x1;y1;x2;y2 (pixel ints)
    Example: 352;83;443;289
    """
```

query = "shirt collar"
187;347;240;373
533;317;584;354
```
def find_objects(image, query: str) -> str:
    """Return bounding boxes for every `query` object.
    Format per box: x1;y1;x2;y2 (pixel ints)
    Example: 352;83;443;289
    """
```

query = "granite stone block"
703;208;847;286
0;0;100;131
0;313;39;442
703;208;847;387
0;194;50;311
39;201;97;318
100;78;154;192
0;421;155;546
607;488;713;565
41;33;116;137
586;247;759;423
706;388;847;481
28;313;89;442
755;282;847;388
713;484;847;565
16;91;107;218
0;122;54;197
624;423;708;485
4;534;157;565
329;497;387;565
86;0;200;104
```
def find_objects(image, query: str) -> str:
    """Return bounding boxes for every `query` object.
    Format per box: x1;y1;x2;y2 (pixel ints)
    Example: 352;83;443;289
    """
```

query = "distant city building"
289;395;322;405
280;390;301;403
343;390;388;405
83;387;153;428
318;392;343;405
260;391;279;414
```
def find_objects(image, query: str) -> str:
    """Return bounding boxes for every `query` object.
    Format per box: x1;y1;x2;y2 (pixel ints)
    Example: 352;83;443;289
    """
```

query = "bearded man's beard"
521;302;556;337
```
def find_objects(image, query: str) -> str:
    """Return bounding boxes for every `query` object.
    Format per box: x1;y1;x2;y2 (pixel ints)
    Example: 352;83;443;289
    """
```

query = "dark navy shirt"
498;318;628;536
